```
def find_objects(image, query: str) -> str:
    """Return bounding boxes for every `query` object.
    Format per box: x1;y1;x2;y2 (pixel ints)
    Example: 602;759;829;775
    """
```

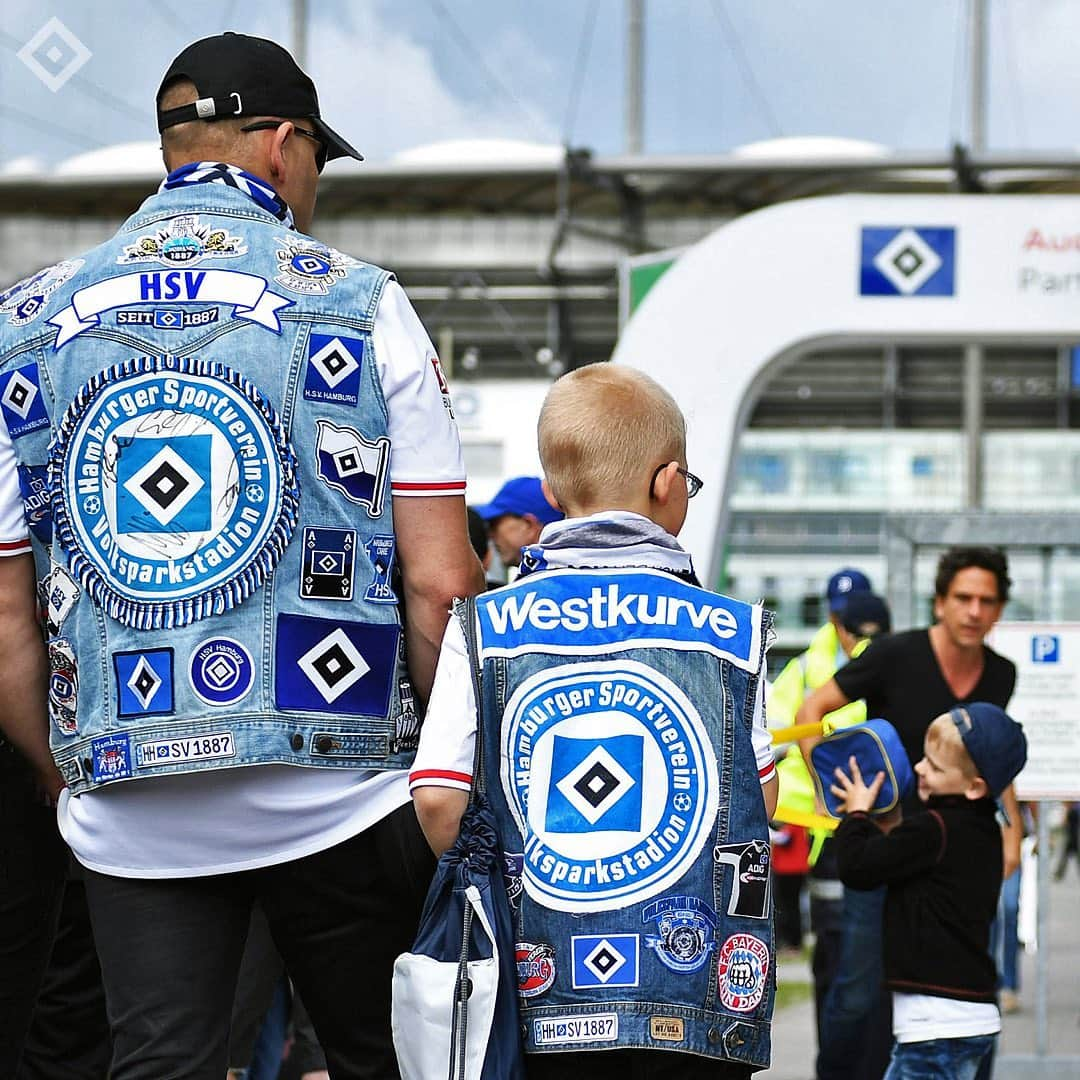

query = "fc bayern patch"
275;614;398;715
571;934;639;989
303;334;364;406
48;355;300;630
91;732;132;783
114;648;174;717
643;895;718;973
300;526;356;601
501;659;719;913
716;933;769;1012
516;942;556;998
19;465;52;544
0;364;49;439
189;638;255;706
364;535;397;603
48;638;78;736
713;839;772;919
314;420;389;517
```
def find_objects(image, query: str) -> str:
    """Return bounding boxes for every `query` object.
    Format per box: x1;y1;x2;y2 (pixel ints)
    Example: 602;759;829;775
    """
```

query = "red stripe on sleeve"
0;538;32;555
409;769;473;786
391;481;467;492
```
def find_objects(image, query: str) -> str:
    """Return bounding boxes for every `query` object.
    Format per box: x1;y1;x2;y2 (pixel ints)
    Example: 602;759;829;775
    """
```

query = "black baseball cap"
156;32;362;163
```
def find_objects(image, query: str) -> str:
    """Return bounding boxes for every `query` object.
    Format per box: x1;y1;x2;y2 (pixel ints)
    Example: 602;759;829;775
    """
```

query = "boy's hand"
830;754;885;814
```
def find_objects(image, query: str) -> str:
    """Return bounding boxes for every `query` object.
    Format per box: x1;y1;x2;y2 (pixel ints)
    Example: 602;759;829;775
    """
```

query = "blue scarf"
159;162;295;230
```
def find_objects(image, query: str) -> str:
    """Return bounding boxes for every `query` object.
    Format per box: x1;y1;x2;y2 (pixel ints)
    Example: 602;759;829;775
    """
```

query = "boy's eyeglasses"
649;463;704;499
240;120;327;173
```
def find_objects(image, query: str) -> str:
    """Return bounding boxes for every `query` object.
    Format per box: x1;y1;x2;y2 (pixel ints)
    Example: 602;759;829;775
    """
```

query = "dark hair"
466;507;490;562
934;546;1011;603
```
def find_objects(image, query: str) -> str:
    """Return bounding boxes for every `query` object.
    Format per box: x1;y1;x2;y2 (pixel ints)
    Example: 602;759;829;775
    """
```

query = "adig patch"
49;355;299;629
48;638;78;736
303;334;364;406
274;237;352;294
91;732;132;783
501;659;719;913
300;526;356;601
314;420;389;517
716;933;769;1012
117;215;246;267
114;648;174;717
643;895;718;973
516;942;556;998
18;464;52;544
0;259;83;327
189;637;254;706
275;614;398;715
713;840;772;919
0;364;49;439
364;535;397;603
571;934;639;989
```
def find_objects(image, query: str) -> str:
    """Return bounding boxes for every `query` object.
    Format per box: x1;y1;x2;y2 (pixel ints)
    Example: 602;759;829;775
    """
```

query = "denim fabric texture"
883;1034;995;1080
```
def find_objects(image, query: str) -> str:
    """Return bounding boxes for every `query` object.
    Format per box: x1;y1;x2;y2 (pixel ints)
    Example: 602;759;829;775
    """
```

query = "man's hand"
829;754;885;815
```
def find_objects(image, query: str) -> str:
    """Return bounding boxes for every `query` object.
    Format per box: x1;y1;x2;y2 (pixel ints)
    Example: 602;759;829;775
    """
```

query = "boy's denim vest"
0;183;418;795
473;566;775;1068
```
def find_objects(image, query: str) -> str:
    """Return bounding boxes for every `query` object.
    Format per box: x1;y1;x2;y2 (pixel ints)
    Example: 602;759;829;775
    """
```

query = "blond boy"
832;703;1027;1080
411;364;778;1077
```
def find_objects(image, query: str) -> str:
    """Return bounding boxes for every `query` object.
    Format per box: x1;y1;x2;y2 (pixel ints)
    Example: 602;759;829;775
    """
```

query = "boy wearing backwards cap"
831;703;1028;1080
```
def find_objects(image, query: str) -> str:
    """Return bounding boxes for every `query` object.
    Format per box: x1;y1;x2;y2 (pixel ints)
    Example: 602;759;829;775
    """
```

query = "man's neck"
928;622;985;696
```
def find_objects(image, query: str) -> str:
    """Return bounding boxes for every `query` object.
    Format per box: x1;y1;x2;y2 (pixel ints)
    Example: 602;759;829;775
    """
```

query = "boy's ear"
651;460;679;505
541;478;562;511
964;775;990;802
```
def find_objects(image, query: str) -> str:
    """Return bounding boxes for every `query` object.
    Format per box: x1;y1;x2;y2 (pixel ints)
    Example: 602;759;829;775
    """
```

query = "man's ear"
541;478;562;512
964;776;990;801
267;121;292;182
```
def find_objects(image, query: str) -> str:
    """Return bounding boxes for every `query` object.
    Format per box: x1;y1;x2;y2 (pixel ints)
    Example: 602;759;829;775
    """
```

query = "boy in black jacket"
831;703;1027;1080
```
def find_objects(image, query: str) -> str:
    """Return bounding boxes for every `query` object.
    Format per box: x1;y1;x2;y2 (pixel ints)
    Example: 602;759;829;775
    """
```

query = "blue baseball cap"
472;477;564;526
827;568;872;613
949;703;1028;799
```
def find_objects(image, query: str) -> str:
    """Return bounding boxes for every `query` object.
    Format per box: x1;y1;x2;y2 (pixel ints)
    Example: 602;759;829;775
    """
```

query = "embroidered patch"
300;526;356;601
117;215;246;267
364;534;397;603
571;934;639;989
716;933;769;1012
41;564;80;636
49;270;291;347
274;236;352;294
0;364;49;438
275;614;398;715
114;648;174;717
189;637;255;706
115;308;220;331
533;1014;618;1046
18;464;51;544
48;638;78;736
0;259;83;326
643;895;718;973
516;942;556;998
135;732;235;768
650;1017;685;1042
430;356;454;419
393;675;420;753
91;733;132;783
713;840;772;919
303;334;364;406
314;420;389;517
501;660;719;913
49;356;299;629
504;851;525;910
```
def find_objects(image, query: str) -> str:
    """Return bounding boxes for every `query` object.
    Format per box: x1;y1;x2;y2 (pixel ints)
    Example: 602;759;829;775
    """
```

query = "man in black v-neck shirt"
795;547;1018;1080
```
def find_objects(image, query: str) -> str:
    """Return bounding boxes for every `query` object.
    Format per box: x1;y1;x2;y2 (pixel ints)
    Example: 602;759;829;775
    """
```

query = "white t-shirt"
892;993;1001;1043
0;278;465;878
410;613;777;795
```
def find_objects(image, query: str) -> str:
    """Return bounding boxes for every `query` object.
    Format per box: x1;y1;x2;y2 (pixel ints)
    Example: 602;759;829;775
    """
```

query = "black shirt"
834;628;1016;774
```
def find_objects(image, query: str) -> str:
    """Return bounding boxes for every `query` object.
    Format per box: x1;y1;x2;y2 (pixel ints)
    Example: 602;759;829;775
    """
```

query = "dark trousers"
526;1048;751;1078
84;801;435;1080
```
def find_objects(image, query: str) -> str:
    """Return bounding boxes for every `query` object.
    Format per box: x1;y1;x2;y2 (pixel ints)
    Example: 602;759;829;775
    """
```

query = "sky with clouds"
0;0;1075;171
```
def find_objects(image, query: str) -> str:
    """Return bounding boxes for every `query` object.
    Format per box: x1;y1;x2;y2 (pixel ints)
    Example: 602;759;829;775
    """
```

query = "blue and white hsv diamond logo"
300;526;356;601
189;637;255;706
0;259;82;326
314;420;390;517
860;227;956;296
48;638;78;736
502;659;719;913
643;895;718;973
571;934;639;989
49;356;299;629
275;237;353;295
303;334;364;406
114;648;174;717
0;364;49;438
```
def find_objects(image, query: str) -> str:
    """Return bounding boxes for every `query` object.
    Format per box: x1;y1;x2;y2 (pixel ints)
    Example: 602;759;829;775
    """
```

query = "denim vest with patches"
472;566;775;1068
0;182;419;795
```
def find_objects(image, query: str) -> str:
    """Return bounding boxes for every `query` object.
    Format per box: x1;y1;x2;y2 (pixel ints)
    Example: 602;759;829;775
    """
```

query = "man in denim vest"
413;365;777;1076
0;32;482;1079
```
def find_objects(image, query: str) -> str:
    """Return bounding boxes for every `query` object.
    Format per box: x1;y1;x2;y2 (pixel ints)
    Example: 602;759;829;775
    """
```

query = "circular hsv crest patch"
501;659;719;913
717;933;769;1012
50;356;299;629
189;637;255;706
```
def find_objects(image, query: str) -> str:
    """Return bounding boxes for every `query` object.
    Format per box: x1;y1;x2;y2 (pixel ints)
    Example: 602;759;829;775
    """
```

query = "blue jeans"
816;885;889;1080
990;867;1021;992
884;1034;995;1079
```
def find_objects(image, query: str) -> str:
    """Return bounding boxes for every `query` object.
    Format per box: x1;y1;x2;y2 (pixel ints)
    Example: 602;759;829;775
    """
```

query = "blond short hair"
926;714;977;778
538;363;686;508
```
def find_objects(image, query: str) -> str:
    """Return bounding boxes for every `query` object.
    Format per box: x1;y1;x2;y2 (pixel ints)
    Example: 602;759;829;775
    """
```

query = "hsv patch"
48;638;78;736
571;934;639;989
115;308;220;331
114;648;174;717
516;942;556;998
713;840;772;919
303;334;364;406
533;1014;618;1047
363;535;397;603
716;933;769;1012
859;226;956;297
274;237;352;294
0;364;49;438
504;852;525;910
643;895;718;973
91;733;132;783
40;564;80;636
135;732;235;768
0;259;82;326
49;356;299;629
501;659;719;913
188;637;255;706
19;465;52;544
276;614;398;715
300;526;356;601
117;215;246;267
314;420;389;516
